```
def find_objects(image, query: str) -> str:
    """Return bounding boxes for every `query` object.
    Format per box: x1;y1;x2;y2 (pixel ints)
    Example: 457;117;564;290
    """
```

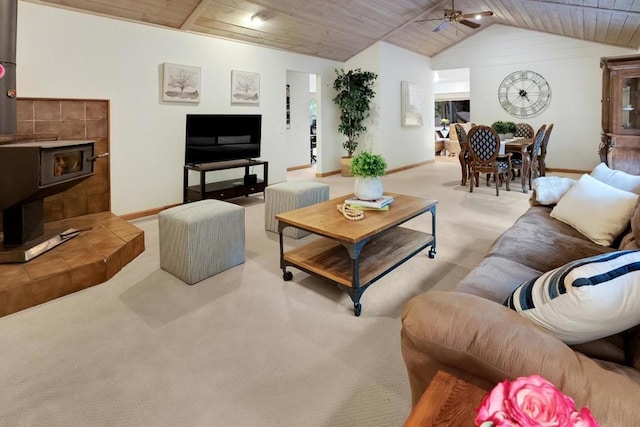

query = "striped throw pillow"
504;250;640;344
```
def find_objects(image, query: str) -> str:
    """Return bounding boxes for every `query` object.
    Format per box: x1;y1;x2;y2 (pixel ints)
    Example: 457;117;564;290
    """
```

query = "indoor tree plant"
350;151;387;200
332;68;378;176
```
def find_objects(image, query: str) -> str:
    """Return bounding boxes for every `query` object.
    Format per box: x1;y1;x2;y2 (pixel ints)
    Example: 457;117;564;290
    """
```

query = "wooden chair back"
515;123;534;138
467;125;512;196
540;123;554;176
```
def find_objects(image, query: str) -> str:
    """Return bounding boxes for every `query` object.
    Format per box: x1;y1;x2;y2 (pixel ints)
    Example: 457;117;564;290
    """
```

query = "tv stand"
183;159;268;203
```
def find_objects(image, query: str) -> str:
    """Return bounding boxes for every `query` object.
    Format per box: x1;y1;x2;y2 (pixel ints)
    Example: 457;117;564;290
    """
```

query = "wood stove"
0;139;96;262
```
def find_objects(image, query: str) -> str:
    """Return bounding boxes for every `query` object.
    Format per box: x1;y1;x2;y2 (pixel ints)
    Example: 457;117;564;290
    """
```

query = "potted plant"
505;121;516;139
491;121;508;141
440;118;450;130
332;68;378;176
350;151;387;200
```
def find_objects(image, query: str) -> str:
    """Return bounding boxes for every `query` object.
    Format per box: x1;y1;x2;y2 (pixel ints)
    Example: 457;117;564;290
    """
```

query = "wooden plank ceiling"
25;0;640;61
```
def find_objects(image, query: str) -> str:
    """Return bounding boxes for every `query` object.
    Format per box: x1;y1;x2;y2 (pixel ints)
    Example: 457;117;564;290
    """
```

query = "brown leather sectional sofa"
401;202;640;425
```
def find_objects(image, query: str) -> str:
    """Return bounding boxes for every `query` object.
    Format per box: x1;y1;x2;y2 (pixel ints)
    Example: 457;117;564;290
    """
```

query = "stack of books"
344;195;394;211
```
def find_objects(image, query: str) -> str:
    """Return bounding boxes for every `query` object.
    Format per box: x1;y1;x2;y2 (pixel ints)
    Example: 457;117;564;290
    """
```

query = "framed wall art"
401;81;424;127
162;63;201;103
231;70;260;105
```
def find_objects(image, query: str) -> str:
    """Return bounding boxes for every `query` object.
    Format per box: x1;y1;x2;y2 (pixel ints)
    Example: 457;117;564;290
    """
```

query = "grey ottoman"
159;199;245;284
265;181;330;239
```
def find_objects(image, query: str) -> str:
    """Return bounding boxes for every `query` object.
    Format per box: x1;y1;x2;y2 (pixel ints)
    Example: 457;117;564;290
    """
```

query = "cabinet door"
612;69;640;135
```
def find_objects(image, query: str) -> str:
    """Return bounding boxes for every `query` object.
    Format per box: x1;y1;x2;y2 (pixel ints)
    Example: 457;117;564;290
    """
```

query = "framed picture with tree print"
231;70;260;105
162;63;201;103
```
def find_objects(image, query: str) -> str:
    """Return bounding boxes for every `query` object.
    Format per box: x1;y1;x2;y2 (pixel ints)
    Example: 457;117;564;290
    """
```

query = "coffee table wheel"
283;270;293;281
354;302;362;317
428;248;436;259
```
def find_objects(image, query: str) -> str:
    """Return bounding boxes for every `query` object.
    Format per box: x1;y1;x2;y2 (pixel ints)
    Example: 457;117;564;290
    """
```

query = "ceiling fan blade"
459;19;481;29
414;17;447;23
461;11;494;19
433;21;450;32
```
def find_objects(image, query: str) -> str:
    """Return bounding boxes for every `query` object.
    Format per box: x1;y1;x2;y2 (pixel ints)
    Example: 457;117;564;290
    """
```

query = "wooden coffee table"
404;371;489;426
276;192;437;316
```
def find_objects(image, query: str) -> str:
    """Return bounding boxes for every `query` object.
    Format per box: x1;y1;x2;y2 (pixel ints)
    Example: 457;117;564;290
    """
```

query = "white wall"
17;3;639;215
345;42;434;170
17;2;342;215
434;68;470;97
432;24;637;171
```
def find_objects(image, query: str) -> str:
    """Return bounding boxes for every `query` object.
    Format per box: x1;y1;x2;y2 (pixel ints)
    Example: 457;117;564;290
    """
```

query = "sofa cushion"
550;174;639;246
455;256;542;303
591;162;640;194
504;250;640;345
485;206;614;274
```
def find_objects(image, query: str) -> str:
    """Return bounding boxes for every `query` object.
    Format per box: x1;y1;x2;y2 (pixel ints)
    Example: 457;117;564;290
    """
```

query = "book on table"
344;195;394;209
347;204;390;211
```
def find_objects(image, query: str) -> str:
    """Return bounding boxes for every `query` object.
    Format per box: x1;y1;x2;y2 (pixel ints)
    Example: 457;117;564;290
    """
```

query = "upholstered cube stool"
159;199;245;285
264;181;330;239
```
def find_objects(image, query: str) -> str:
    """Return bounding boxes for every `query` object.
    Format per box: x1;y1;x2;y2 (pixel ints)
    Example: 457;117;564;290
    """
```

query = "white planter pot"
354;176;383;200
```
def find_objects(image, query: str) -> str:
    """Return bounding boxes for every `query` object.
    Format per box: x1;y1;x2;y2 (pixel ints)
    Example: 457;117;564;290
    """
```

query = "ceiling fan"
415;0;493;33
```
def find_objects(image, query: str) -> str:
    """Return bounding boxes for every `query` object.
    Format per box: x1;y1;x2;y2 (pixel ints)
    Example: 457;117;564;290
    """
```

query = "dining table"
458;137;533;193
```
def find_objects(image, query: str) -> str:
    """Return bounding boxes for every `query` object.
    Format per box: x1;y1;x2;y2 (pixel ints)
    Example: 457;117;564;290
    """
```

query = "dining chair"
511;124;545;190
510;123;535;178
467;125;512;196
514;123;534;138
455;123;471;185
538;123;554;177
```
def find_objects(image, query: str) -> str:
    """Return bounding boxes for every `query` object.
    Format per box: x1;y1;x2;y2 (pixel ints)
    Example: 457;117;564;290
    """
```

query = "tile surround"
15;97;112;223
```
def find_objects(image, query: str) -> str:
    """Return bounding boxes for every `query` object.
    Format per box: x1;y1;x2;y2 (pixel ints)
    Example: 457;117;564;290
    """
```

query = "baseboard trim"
545;167;589;174
316;160;433;178
316;170;341;177
387;160;433;174
119;159;433;219
286;164;313;172
120;204;180;221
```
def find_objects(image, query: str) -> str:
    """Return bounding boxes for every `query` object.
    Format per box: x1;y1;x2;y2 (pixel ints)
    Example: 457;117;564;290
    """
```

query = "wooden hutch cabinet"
601;55;640;174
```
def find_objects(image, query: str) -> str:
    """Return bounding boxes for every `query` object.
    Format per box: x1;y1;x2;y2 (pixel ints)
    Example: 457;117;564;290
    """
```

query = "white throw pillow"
532;176;576;205
591;162;640;194
504;250;640;345
550;174;639;246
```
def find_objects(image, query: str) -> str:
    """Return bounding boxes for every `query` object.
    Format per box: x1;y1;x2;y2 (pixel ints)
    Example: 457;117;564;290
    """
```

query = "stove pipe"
0;0;18;136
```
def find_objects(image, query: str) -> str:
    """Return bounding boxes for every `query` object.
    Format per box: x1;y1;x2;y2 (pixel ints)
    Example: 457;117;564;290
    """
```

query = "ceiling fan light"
250;13;264;26
475;14;482;20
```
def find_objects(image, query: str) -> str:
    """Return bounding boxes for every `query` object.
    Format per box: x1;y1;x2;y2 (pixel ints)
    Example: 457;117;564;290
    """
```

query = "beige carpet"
0;161;533;426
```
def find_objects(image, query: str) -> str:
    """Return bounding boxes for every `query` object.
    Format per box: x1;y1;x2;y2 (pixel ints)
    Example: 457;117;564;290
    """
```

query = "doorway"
286;70;319;170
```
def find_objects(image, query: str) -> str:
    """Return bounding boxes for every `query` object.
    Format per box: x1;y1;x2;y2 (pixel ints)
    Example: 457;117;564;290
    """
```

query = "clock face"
498;70;551;118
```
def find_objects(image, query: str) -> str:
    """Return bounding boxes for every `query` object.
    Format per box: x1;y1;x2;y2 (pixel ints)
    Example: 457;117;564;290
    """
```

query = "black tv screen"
185;114;261;164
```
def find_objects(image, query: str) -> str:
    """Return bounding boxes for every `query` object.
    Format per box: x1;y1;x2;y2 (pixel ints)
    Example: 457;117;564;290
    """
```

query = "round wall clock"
497;70;551;118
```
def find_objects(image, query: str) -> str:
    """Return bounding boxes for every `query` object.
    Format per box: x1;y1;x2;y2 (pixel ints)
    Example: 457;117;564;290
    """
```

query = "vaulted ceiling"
25;0;640;62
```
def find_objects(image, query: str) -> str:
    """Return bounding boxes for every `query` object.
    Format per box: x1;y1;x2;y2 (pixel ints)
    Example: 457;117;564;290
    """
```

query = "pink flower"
571;407;599;427
475;375;599;427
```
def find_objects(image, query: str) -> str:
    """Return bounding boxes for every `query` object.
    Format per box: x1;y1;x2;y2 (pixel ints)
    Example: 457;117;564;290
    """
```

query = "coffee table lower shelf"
281;227;434;316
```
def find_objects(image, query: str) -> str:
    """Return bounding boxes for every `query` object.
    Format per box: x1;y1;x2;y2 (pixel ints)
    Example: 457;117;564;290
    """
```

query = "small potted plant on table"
350;151;387;200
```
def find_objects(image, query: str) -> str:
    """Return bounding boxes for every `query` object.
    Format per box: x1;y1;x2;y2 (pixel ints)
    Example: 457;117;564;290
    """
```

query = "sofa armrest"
401;291;640;425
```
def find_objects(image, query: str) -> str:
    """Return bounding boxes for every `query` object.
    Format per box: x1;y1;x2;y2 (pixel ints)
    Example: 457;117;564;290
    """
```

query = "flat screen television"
185;114;262;165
